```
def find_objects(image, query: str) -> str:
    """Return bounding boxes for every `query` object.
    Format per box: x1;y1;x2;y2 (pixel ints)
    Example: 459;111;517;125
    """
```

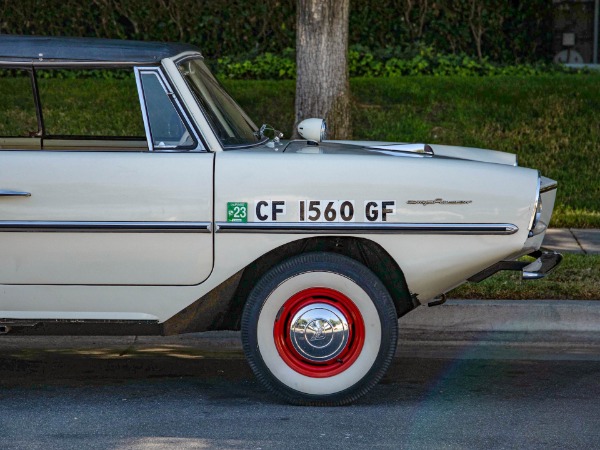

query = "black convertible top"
0;35;200;64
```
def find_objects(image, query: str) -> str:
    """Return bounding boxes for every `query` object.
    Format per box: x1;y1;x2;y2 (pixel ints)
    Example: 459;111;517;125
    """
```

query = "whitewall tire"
241;252;398;406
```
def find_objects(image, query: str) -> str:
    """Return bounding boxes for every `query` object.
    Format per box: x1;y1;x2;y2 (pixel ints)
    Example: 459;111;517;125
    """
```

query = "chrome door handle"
0;190;31;197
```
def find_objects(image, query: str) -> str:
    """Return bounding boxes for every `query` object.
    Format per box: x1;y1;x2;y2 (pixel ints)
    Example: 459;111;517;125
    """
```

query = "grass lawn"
225;75;600;228
447;254;600;300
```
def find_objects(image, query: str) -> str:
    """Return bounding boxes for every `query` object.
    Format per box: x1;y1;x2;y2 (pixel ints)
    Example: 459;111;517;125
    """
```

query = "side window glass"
0;69;40;149
137;71;197;150
37;68;146;140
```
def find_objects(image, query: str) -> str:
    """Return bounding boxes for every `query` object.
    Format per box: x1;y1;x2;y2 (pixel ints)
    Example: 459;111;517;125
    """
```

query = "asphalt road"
1;342;600;449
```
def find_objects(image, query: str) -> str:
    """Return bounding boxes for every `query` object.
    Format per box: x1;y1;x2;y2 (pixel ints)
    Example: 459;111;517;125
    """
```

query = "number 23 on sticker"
227;202;248;223
299;200;355;222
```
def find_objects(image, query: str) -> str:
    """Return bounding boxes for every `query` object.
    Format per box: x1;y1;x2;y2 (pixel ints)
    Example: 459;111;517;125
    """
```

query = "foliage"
0;0;552;62
216;49;297;80
349;0;553;64
216;45;585;80
347;45;581;78
0;0;296;60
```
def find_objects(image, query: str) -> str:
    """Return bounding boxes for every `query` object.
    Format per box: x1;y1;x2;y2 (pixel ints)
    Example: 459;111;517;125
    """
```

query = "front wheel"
241;252;398;406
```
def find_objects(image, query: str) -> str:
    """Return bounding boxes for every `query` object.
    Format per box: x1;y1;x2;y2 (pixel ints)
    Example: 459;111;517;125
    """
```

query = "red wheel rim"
273;287;365;378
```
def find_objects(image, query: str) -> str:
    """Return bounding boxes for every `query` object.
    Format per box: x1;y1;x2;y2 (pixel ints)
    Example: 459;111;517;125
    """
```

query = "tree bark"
294;0;351;139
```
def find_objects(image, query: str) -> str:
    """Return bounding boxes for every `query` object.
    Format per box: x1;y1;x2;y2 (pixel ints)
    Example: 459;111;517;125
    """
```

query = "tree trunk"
294;0;351;139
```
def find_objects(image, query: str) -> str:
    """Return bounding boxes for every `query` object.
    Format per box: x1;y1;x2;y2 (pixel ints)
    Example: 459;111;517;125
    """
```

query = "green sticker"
227;202;248;223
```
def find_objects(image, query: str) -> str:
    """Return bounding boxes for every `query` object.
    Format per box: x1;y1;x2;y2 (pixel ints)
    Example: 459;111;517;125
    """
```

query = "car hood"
241;140;518;166
321;140;518;166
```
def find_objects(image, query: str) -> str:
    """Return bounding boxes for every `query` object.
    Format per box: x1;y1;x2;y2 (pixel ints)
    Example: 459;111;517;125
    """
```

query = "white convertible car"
0;36;561;405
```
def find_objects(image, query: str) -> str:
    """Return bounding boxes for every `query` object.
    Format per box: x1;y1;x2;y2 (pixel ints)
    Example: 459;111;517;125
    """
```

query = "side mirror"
297;118;327;143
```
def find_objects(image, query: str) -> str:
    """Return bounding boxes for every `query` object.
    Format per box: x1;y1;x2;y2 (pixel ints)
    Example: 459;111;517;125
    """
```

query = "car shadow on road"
1;346;599;407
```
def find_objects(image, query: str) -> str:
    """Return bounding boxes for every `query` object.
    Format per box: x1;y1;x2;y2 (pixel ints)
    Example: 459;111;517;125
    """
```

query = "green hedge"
216;46;586;80
0;0;552;62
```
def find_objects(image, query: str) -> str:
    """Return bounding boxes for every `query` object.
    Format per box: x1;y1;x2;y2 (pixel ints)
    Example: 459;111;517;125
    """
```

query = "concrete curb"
398;299;600;333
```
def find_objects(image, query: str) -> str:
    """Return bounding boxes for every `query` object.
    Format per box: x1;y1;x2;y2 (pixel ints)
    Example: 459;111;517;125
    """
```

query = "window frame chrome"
173;56;267;150
134;66;205;153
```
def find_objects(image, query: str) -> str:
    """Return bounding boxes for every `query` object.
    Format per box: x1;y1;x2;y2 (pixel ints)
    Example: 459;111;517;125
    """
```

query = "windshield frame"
174;56;268;149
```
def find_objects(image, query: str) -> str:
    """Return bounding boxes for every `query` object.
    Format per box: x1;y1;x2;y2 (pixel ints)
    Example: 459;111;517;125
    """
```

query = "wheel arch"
162;236;415;335
230;236;415;327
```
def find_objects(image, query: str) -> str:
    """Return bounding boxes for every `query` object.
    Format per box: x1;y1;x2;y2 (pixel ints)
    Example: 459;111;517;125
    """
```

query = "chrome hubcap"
289;303;349;362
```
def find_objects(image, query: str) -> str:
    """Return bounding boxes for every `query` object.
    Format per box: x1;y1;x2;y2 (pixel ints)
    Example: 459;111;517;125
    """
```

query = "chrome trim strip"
0;221;212;233
215;222;518;235
368;143;434;156
0;190;31;197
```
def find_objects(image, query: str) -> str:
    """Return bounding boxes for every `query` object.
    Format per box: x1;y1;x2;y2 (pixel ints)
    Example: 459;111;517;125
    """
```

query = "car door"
0;65;213;286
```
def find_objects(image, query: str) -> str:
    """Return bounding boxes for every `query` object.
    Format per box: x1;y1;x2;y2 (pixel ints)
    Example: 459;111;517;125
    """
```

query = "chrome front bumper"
468;250;563;283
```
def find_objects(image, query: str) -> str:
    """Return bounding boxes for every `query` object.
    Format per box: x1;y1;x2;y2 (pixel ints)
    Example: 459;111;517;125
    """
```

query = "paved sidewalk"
543;228;600;254
399;299;600;333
